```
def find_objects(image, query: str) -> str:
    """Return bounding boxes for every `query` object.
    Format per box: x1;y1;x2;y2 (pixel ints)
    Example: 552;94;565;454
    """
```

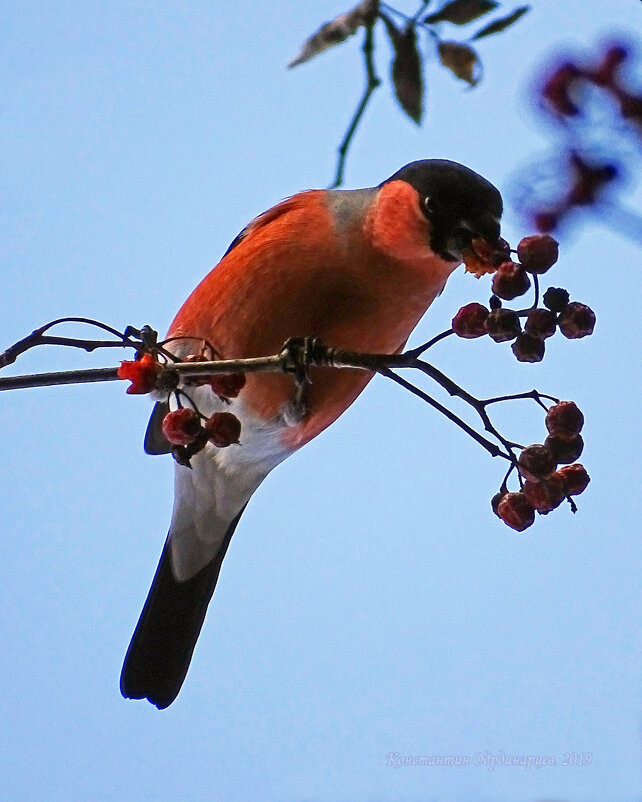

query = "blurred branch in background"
511;38;642;242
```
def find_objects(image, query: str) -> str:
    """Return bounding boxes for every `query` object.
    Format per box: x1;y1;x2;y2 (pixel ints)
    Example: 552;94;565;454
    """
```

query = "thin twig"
331;22;381;188
410;0;431;23
379;367;510;460
0;367;122;390
483;389;560;409
407;328;454;357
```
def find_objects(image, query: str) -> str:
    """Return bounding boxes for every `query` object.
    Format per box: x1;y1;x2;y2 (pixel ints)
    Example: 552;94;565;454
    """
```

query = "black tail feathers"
120;508;245;709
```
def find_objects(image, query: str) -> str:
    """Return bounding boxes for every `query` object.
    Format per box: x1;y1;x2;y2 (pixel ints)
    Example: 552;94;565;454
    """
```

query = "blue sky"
1;1;641;800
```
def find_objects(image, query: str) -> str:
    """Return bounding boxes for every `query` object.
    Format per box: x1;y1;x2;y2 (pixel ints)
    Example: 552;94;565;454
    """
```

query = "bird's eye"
423;196;436;216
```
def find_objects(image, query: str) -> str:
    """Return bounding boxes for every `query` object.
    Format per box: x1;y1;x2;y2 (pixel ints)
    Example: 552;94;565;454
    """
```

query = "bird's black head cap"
383;159;503;261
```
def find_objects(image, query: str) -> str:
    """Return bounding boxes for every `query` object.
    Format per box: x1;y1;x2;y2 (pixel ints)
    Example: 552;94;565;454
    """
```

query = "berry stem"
406;328;454;357
483;389;560;409
380;367;511;461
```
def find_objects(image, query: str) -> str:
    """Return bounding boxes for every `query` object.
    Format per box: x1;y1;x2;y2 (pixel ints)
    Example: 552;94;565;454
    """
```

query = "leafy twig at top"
288;0;530;186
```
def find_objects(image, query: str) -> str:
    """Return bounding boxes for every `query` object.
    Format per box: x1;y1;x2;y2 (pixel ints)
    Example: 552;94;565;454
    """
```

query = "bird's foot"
278;337;327;424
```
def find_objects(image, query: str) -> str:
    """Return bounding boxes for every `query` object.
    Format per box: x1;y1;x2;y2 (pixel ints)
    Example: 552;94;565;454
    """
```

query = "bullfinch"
120;159;503;708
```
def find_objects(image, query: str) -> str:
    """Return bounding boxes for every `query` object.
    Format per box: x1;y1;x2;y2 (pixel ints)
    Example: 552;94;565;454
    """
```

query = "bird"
120;159;503;709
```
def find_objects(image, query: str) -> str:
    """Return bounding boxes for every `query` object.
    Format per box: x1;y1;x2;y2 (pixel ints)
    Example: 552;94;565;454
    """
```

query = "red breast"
169;182;460;448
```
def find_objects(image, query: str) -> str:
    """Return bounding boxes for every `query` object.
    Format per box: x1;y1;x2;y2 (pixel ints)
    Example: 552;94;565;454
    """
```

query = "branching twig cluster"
288;0;530;186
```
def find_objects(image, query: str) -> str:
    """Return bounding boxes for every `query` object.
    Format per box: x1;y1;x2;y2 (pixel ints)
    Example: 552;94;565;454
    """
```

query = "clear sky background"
1;1;641;800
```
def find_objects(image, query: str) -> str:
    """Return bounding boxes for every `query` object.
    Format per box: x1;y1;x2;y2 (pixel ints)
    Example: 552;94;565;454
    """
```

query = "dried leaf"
381;15;424;123
288;0;379;68
438;40;481;86
425;0;498;26
471;5;530;39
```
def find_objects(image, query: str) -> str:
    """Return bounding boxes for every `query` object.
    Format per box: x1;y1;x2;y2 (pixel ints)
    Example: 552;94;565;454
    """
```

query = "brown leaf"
471;5;530;39
425;0;498;26
438;40;481;86
381;15;424;123
288;0;379;68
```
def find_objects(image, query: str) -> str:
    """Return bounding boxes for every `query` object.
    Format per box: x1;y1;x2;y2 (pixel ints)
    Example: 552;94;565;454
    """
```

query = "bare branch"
331;22;381;188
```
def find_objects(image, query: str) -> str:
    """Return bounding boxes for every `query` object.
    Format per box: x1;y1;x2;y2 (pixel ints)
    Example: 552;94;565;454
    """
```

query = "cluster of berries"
117;351;246;463
533;42;641;232
492;401;590;531
455;234;595;362
161;407;242;466
457;232;593;530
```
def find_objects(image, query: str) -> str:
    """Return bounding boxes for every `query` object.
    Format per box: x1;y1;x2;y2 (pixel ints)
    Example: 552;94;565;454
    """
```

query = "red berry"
525;308;557;339
522;474;566;514
485;308;522;343
545;433;584;464
161;408;203;446
545;401;584;437
555;463;590;496
518;444;557;480
491;261;531;301
517;234;559;275
209;373;247;400
452;303;490;338
491;491;507;517
117;353;161;394
205;411;242;447
512;333;545;363
497;492;536;531
543;287;570;313
182;354;211;386
558;302;596;338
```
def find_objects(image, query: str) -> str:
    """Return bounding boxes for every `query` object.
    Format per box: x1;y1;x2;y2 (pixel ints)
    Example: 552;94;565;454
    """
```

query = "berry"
522;475;566;514
512;333;545;363
545;401;584;437
452;303;489;338
208;373;247;400
525;308;557;339
491;491;507;517
161;408;203;446
489;295;502;310
182;354;211;386
491;261;531;301
543;287;570;313
485;308;522;343
518;444;557;480
555;463;590;496
497;492;536;531
517;234;559;275
545;433;584;464
558;302;596;338
117;353;161;394
205;411;242;447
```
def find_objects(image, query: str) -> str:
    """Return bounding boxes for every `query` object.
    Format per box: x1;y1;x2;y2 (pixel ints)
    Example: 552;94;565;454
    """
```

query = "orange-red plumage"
168;181;458;447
